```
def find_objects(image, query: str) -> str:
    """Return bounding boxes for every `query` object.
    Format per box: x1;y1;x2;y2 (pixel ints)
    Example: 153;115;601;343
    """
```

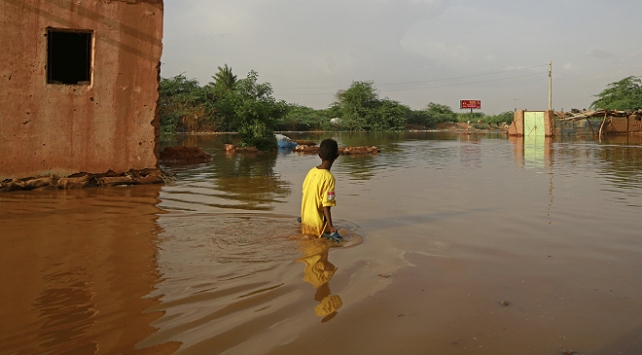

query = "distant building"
0;0;164;180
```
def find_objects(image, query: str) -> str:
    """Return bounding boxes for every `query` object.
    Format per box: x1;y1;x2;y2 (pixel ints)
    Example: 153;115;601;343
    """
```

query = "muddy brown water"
2;132;642;355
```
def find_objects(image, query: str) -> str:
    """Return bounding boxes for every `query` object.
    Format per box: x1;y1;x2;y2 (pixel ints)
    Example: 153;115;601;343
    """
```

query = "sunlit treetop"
590;76;642;111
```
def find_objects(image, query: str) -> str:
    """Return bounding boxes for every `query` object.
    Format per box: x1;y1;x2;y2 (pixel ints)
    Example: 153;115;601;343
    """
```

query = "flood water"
2;131;642;354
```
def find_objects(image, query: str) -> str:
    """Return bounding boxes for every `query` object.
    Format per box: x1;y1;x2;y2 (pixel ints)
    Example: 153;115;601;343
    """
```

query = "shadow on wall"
3;0;162;62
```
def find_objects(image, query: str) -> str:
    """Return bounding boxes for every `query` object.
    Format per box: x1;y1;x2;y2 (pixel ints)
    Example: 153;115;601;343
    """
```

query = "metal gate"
524;111;545;136
523;112;546;168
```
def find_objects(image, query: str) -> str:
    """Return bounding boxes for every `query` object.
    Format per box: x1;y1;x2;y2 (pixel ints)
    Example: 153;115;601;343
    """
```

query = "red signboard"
460;100;481;109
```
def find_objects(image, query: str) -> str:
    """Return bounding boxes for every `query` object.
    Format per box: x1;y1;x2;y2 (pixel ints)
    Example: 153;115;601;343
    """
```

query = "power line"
273;64;549;92
378;64;549;88
276;71;549;97
382;71;549;92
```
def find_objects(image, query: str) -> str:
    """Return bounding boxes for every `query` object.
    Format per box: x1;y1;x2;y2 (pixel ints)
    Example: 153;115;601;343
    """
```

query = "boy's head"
318;138;339;161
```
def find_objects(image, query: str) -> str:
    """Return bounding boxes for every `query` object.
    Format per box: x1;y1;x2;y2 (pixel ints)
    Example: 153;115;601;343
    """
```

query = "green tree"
405;109;431;127
424;102;457;125
485;111;514;125
325;103;343;121
590;76;642;110
204;65;238;131
335;81;379;130
212;64;237;95
374;99;409;131
333;81;408;131
457;111;485;123
227;70;289;150
277;105;331;131
159;74;209;133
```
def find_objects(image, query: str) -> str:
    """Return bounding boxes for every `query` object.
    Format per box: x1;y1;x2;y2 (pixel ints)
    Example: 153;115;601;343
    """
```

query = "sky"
161;0;642;115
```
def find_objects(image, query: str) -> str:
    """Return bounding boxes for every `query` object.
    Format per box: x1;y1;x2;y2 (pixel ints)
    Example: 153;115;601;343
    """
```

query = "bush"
244;135;277;151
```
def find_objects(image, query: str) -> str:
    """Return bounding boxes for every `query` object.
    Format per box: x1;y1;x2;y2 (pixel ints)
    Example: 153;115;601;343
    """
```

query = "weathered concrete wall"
0;0;163;180
543;110;554;137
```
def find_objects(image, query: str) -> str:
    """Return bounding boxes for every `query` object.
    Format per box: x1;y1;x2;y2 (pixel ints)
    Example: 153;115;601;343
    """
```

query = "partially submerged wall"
508;110;524;136
0;0;164;180
555;119;601;137
552;110;642;138
543;111;554;136
508;110;555;137
605;115;642;134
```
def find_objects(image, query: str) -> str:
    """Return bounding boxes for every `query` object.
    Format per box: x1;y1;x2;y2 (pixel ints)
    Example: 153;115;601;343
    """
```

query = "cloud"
161;0;642;113
400;40;472;66
623;50;642;61
588;48;618;59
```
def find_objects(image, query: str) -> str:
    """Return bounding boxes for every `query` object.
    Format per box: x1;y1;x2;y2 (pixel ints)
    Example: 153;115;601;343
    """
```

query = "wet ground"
2;132;642;354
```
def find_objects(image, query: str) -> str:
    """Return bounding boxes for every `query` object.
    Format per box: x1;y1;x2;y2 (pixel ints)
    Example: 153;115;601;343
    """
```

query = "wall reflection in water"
597;135;642;194
509;135;554;170
509;135;556;224
0;186;179;354
508;134;642;218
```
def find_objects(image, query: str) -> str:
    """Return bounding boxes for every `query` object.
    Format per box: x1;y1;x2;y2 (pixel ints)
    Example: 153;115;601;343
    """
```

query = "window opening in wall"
47;29;92;85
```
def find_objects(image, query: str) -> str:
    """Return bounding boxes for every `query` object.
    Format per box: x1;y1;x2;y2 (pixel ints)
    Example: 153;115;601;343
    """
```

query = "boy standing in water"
301;138;342;241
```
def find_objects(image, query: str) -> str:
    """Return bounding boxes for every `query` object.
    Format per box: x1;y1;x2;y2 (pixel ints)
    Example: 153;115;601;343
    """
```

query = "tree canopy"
159;65;520;139
590;76;642;110
226;70;289;150
159;74;215;133
333;81;408;131
424;102;457;124
160;69;288;150
211;64;237;95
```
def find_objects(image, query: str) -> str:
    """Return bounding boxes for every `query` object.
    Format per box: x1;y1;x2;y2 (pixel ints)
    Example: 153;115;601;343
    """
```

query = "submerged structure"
556;109;642;138
508;110;556;137
0;0;164;184
509;109;642;138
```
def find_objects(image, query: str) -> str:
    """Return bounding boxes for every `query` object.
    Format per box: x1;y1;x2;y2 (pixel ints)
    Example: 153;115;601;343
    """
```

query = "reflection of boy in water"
297;239;343;322
301;138;339;237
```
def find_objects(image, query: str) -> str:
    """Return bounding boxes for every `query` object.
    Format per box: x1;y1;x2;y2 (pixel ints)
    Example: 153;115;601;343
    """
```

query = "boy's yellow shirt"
301;167;336;237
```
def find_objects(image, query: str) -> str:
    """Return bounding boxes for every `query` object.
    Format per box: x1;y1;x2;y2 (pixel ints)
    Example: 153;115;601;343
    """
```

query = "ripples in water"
4;132;642;354
156;213;363;264
137;213;362;352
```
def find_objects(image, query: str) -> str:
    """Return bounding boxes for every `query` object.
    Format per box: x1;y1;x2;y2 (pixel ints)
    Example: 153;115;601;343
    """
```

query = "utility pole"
548;61;553;111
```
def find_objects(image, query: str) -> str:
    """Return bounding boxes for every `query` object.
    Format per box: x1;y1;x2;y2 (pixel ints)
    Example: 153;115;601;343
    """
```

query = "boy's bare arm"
323;206;337;233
